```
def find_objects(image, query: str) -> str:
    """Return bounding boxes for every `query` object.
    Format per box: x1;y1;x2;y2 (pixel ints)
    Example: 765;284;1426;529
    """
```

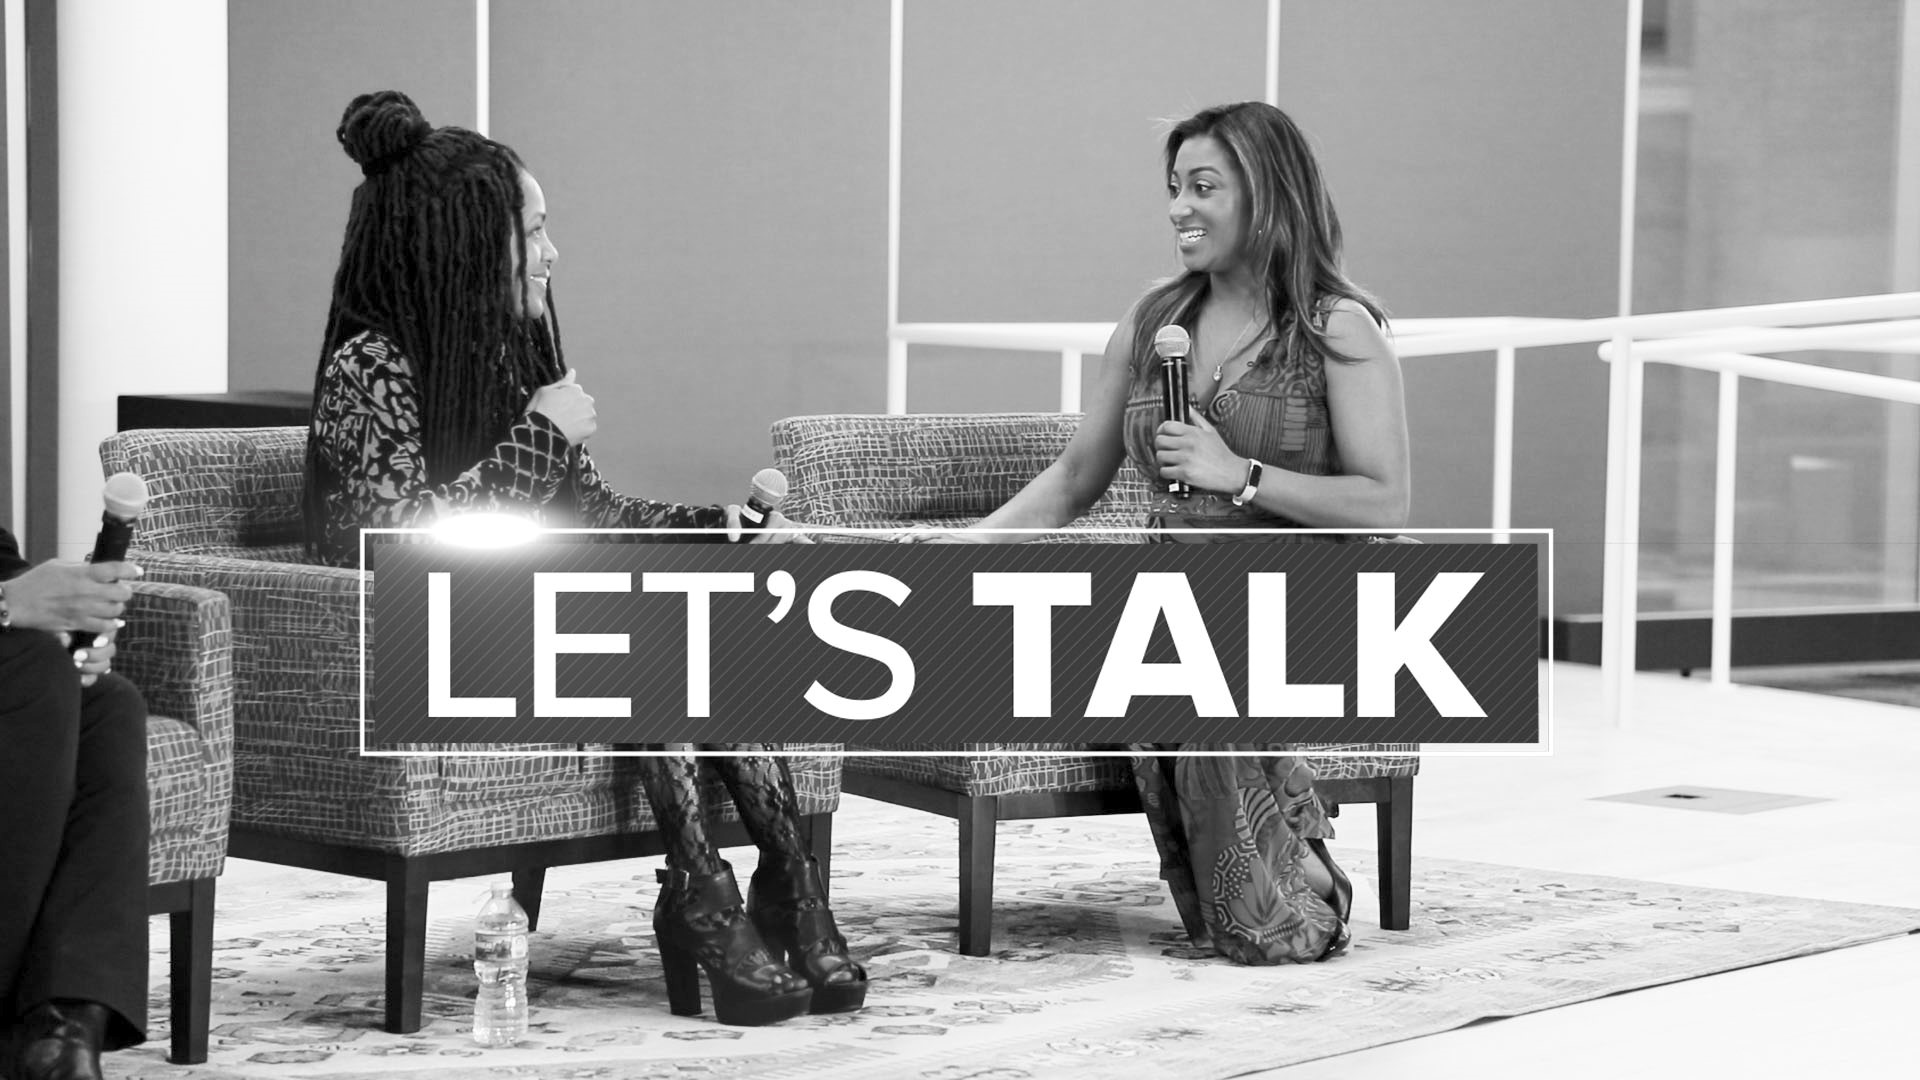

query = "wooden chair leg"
807;812;835;898
511;868;547;932
1375;776;1414;931
167;878;215;1064
384;859;430;1034
956;796;998;957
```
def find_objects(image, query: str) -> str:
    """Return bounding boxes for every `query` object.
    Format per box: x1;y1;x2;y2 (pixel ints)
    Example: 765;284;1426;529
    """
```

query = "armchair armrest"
117;580;235;772
130;550;366;747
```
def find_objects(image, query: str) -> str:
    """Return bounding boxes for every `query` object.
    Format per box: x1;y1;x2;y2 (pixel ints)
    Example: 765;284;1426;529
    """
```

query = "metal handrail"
1598;319;1920;725
887;291;1920;728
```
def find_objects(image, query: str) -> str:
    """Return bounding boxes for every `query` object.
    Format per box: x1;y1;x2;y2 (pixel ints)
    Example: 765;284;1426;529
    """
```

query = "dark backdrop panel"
491;0;890;506
229;0;475;394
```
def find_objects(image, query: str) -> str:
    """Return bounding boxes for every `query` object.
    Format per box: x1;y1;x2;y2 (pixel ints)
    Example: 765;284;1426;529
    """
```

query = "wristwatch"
1232;458;1264;506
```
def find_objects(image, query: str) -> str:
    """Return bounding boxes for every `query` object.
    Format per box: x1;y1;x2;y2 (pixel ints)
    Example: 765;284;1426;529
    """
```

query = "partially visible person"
300;91;862;1025
1;528;149;1079
926;101;1410;963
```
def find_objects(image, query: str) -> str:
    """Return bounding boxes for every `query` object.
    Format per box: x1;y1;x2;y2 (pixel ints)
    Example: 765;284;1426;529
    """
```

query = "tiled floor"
1270;662;1919;1078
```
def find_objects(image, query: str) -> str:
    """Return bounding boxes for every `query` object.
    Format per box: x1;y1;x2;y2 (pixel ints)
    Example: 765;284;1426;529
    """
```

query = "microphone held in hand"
1154;324;1193;498
733;467;789;542
73;471;149;652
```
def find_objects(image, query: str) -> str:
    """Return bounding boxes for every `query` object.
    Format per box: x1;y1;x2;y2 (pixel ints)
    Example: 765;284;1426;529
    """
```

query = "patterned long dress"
1117;301;1358;964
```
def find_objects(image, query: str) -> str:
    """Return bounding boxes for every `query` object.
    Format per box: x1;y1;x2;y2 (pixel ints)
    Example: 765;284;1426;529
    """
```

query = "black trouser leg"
0;632;149;1050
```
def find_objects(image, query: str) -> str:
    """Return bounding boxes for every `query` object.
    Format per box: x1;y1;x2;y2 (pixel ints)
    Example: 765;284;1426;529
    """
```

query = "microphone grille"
750;467;788;508
1153;324;1192;359
103;472;150;520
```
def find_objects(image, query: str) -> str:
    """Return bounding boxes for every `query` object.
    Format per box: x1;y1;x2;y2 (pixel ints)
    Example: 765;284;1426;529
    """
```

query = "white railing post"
1710;369;1739;686
1601;335;1627;725
1619;351;1646;721
1059;350;1083;413
1492;345;1515;542
886;338;907;415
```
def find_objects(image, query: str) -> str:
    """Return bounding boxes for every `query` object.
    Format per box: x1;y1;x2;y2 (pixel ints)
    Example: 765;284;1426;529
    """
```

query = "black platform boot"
748;854;870;1013
652;862;813;1026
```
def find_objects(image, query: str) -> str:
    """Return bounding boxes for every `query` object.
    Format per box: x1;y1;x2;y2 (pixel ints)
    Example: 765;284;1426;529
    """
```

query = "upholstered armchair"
117;579;234;1064
771;412;1418;955
101;427;843;1033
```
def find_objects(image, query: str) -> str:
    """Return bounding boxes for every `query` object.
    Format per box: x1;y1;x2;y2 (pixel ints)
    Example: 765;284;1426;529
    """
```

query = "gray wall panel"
491;0;890;506
229;0;474;394
897;0;1263;413
1279;0;1630;612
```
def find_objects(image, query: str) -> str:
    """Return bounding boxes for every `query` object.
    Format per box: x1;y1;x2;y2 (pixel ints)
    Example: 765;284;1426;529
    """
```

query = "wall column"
56;0;225;556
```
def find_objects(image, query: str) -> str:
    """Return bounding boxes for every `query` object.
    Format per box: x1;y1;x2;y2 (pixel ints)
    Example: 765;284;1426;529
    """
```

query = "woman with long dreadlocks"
302;91;865;1026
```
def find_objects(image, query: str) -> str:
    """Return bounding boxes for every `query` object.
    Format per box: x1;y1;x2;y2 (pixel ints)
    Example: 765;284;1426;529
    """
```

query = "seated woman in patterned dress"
300;91;866;1024
921;101;1411;964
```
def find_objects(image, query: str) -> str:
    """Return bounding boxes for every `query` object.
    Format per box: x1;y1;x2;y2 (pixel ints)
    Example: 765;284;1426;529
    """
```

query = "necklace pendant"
1212;365;1225;383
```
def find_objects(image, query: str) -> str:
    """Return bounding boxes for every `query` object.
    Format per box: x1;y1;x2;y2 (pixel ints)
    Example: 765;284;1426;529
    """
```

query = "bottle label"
474;930;528;963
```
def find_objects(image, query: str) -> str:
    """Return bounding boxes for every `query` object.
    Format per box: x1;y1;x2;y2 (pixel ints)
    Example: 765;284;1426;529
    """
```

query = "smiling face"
1168;135;1249;275
513;170;558;320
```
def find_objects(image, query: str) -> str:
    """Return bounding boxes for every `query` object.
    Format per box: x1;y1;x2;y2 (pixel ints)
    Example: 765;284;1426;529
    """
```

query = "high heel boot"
653;862;813;1026
748;855;869;1013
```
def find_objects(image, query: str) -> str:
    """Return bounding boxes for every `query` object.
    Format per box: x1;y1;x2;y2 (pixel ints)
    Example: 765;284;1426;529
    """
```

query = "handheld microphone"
73;471;148;652
1153;324;1193;498
733;467;789;542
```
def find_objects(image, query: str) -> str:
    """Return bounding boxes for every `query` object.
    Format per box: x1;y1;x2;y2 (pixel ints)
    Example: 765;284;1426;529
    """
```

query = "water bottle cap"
490;881;513;896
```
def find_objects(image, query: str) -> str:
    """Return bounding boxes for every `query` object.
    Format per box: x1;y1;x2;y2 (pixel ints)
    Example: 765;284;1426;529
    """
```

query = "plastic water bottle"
472;881;530;1046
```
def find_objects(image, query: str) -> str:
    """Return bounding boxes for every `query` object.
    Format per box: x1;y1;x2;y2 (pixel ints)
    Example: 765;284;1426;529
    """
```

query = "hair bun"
338;90;432;174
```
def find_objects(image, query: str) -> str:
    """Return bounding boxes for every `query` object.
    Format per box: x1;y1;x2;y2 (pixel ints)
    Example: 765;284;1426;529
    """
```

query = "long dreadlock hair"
302;90;567;549
1128;102;1386;386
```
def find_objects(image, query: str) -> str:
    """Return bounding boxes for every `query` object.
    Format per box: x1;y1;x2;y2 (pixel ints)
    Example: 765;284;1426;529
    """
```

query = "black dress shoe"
11;1000;109;1080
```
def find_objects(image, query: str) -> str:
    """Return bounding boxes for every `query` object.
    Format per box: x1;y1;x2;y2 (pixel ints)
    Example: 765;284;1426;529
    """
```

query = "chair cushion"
845;744;1135;796
234;746;845;857
844;742;1420;799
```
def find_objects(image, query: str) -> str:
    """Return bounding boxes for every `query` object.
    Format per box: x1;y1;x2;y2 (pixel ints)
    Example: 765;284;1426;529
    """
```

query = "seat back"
770;412;1150;538
100;427;312;561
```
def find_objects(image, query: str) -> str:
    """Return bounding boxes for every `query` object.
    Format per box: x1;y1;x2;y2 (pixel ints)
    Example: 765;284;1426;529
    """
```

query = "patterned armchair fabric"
771;411;1419;954
112;576;233;1063
100;427;843;857
772;411;1150;542
121;580;236;887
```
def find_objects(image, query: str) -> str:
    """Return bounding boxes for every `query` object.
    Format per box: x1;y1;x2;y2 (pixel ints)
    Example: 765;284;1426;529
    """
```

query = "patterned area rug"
114;797;1920;1079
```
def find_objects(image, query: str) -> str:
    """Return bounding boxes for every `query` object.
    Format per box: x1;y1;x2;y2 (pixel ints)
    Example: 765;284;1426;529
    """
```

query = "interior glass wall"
1632;0;1920;612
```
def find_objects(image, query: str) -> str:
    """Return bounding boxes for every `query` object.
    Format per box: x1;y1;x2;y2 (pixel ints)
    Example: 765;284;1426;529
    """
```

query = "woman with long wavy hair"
927;101;1410;963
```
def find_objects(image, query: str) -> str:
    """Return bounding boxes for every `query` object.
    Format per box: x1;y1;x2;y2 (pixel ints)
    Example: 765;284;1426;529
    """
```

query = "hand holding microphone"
1154;325;1194;498
2;474;144;677
70;472;148;656
528;368;598;445
726;468;811;544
